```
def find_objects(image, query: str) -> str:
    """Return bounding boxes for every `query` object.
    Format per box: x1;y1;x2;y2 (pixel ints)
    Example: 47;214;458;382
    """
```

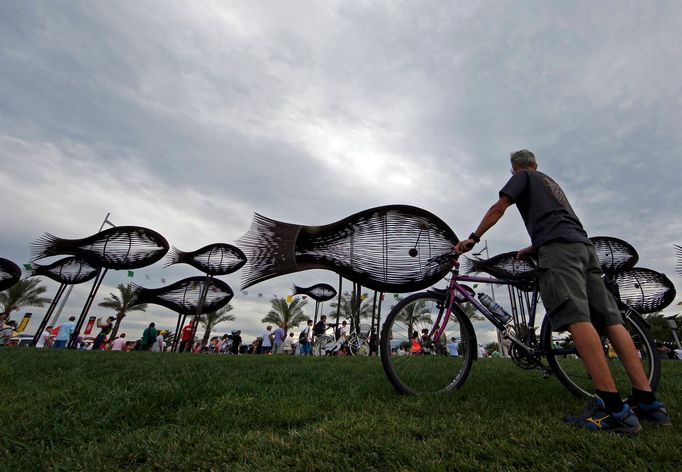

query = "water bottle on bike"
477;293;512;325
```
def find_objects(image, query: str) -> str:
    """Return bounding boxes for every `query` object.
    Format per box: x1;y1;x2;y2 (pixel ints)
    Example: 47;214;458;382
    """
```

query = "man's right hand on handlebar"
454;239;476;254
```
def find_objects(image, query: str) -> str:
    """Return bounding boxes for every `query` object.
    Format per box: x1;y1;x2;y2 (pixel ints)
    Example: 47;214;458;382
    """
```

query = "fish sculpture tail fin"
165;247;185;267
30;233;61;261
463;256;484;274
675;244;682;276
236;213;300;289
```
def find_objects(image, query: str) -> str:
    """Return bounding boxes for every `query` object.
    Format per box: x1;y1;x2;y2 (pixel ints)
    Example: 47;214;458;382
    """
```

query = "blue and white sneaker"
578;403;642;435
631;400;672;427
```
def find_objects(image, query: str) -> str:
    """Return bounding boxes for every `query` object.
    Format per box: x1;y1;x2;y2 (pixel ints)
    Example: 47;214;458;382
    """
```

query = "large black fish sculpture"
611;267;676;314
237;205;458;293
165;243;246;275
130;276;234;315
293;283;337;302
29;256;100;285
30;226;169;270
590;236;639;274
464;251;537;281
0;258;22;292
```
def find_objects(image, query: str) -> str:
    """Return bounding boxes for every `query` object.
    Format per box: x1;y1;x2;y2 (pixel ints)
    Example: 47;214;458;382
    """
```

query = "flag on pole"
287;295;293;303
393;294;400;300
17;313;32;333
84;316;96;335
23;263;32;270
127;270;134;278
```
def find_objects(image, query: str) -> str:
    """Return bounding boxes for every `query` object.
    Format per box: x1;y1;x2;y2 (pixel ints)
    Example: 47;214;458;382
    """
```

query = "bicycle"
313;324;371;356
380;253;660;398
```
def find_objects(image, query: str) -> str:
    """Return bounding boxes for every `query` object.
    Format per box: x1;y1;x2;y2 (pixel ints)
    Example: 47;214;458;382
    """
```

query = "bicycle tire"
348;334;370;356
380;292;476;395
541;306;661;398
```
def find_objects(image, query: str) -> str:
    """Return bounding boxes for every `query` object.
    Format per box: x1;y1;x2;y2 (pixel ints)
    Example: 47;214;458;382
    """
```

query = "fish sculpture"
293;283;337;302
165;243;246;275
610;267;676;314
30;226;169;270
464;251;537;280
29;256;100;285
0;258;22;292
590;236;638;274
130;276;234;315
237;205;458;293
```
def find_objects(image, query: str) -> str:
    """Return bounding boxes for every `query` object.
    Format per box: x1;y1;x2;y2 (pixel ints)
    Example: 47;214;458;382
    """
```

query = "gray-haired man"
455;149;670;434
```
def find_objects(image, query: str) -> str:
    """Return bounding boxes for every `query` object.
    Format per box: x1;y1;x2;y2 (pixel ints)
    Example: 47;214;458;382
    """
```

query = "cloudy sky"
2;1;681;344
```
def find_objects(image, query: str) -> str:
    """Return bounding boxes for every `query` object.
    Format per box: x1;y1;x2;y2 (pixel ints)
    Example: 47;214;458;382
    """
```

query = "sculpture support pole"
313;301;319;328
187;275;211;351
171;312;183;352
69;268;108;348
376;292;384;354
370;291;377;354
335;275;342;329
31;283;66;346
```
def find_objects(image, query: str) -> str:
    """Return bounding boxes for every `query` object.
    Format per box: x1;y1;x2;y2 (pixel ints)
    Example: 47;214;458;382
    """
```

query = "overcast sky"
2;1;681;344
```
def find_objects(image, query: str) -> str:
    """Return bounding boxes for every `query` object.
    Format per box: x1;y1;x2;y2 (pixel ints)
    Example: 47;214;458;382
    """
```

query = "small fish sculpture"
29;256;100;285
237;205;458;293
165;243;246;275
0;258;22;292
611;267;676;314
590;236;638;274
464;251;537;280
293;283;337;302
30;226;169;270
130;276;234;315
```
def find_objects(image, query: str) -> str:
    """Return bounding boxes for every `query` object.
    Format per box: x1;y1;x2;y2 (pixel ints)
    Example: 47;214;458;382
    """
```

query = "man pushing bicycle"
455;149;671;435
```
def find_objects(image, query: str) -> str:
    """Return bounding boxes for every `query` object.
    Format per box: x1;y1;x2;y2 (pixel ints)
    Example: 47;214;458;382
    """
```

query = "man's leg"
604;324;650;391
567;322;617;392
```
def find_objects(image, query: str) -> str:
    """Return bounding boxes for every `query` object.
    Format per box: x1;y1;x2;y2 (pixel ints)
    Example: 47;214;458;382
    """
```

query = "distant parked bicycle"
313;324;370;356
380;252;660;398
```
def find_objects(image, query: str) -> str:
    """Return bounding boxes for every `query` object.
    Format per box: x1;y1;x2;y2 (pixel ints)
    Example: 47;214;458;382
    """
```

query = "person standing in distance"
455;149;670;434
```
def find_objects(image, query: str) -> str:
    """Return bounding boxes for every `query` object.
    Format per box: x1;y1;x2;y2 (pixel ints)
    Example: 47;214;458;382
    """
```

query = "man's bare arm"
455;195;513;253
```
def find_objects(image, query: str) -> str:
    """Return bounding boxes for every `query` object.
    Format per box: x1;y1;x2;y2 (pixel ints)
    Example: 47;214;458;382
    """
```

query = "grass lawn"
0;349;680;471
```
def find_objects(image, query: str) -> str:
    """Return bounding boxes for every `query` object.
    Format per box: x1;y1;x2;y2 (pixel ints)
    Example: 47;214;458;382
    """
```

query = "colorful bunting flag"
127;270;134;278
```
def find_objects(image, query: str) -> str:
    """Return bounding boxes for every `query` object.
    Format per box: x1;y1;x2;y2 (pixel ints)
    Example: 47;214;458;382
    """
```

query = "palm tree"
329;291;373;331
200;305;235;345
0;278;51;317
97;283;147;339
395;299;433;340
261;297;307;335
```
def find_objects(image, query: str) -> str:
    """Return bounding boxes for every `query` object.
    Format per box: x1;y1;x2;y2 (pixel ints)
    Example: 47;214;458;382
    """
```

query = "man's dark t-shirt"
499;170;591;248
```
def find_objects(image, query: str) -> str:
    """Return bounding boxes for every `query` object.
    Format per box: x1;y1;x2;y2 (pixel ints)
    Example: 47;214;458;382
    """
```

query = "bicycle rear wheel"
541;306;661;398
380;292;476;395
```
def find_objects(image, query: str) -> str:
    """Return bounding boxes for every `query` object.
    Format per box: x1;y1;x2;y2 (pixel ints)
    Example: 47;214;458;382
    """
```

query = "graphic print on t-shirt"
543;176;575;214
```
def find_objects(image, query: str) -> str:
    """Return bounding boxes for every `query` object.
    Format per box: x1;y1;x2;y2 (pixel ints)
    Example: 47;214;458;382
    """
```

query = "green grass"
1;350;680;471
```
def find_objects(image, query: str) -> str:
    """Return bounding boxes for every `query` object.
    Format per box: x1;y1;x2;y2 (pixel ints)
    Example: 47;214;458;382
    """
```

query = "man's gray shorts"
537;242;624;331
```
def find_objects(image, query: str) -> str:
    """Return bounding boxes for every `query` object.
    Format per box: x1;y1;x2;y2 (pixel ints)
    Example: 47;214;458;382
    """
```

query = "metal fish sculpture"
612;267;676;314
237;205;458;293
0;258;22;292
30;226;169;270
464;251;537;280
293;283;337;302
590;236;638;274
165;243;246;275
130;276;234;315
29;256;100;285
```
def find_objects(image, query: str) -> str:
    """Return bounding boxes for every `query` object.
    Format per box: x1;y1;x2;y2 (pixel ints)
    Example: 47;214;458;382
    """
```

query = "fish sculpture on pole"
165;243;246;275
237;205;458;293
129;276;234;315
293;283;337;302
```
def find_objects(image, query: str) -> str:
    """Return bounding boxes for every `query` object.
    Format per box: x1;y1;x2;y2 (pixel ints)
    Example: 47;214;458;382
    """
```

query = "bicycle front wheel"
380;292;476;395
313;335;334;356
348;335;370;356
541;306;661;398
